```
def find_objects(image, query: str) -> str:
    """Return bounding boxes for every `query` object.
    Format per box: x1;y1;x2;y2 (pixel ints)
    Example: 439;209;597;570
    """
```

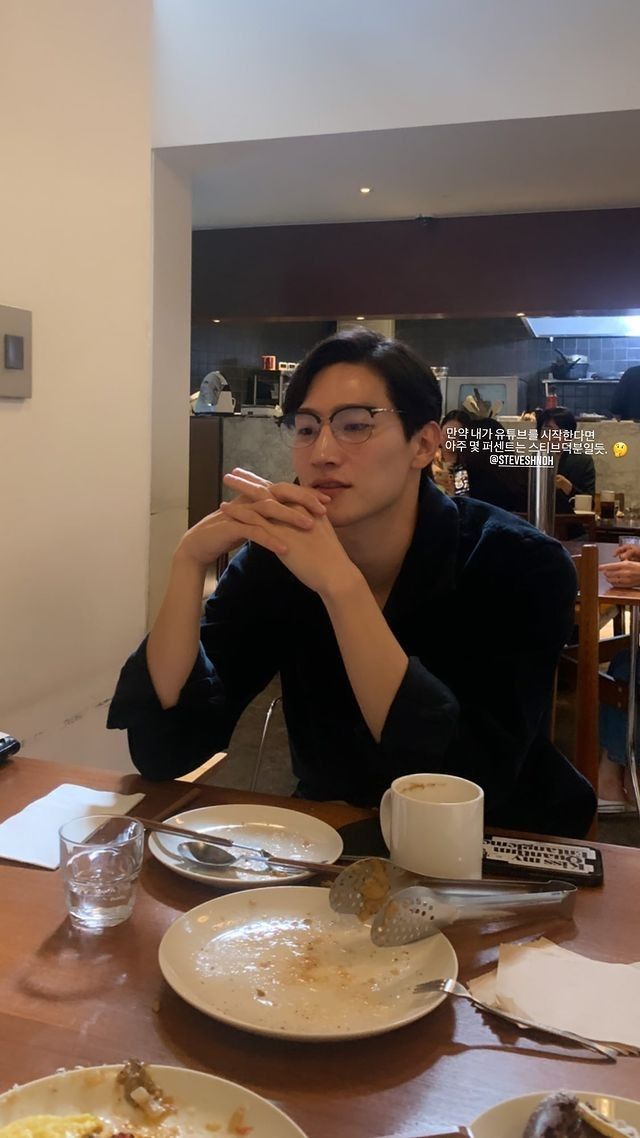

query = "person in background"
464;418;529;512
598;542;640;809
611;365;640;421
108;328;595;836
537;406;596;513
431;408;473;494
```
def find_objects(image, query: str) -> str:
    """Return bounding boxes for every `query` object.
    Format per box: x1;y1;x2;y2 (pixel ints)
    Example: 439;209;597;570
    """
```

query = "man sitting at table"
108;329;596;837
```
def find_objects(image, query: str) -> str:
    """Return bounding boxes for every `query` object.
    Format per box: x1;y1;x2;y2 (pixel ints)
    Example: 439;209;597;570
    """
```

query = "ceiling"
161;109;640;230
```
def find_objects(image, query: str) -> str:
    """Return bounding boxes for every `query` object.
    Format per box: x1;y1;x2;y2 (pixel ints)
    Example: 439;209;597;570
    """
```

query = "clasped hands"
180;468;356;596
601;542;640;588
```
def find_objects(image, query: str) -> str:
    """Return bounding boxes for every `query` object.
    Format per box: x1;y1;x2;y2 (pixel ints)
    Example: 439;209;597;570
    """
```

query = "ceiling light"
516;312;526;318
360;187;371;194
356;315;366;321
212;318;221;323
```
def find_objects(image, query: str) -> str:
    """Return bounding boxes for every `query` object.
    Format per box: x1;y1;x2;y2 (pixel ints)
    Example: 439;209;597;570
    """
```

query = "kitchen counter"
189;413;292;526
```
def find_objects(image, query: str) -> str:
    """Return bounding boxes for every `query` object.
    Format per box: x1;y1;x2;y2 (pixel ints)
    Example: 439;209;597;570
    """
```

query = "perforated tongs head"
328;857;577;947
369;881;576;946
329;857;412;921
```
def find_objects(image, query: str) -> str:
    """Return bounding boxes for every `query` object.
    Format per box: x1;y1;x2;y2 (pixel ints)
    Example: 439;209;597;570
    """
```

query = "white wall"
149;154;192;624
0;1;153;748
153;0;640;147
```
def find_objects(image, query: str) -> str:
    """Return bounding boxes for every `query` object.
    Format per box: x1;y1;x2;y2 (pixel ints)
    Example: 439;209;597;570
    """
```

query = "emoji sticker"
613;441;628;458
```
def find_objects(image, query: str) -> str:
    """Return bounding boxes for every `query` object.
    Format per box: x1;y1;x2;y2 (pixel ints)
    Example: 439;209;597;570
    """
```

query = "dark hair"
283;329;442;440
538;406;577;435
441;408;473;428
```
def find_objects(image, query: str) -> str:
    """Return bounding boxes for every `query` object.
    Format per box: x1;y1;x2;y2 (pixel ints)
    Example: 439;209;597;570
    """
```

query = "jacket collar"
384;476;461;623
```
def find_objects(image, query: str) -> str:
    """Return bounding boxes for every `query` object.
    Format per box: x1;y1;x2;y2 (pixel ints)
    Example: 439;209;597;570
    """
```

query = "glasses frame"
276;405;403;448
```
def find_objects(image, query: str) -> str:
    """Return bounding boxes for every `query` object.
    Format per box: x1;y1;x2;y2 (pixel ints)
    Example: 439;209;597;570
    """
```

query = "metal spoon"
179;839;244;867
177;839;334;876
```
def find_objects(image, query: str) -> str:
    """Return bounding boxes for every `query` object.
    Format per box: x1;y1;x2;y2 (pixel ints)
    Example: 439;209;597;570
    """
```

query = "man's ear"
410;421;441;470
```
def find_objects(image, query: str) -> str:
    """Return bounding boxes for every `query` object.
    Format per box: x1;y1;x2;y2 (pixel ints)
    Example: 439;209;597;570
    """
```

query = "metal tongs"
329;857;576;947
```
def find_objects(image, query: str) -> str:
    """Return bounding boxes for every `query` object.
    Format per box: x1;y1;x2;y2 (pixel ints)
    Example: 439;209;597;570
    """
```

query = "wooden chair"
558;545;634;836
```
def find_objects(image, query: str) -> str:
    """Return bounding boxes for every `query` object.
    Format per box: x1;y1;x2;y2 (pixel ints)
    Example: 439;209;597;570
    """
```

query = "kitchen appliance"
191;370;237;414
550;349;588;380
444;376;527;416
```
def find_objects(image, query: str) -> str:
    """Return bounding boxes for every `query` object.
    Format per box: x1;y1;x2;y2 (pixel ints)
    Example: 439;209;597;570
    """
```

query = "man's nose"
311;421;341;462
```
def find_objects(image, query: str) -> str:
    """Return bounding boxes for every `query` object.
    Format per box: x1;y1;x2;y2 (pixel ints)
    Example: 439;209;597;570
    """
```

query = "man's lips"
312;481;351;490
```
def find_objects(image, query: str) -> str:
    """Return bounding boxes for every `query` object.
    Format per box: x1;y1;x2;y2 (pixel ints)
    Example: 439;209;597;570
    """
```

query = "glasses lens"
279;412;320;447
332;406;374;444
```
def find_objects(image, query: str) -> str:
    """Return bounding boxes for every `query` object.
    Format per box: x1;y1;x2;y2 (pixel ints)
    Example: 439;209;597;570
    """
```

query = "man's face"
291;362;439;529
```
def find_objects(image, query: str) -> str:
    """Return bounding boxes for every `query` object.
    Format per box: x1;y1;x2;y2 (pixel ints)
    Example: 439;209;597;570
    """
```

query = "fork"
413;977;640;1061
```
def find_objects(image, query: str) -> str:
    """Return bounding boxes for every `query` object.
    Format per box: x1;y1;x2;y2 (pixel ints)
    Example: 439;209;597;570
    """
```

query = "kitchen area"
188;310;640;526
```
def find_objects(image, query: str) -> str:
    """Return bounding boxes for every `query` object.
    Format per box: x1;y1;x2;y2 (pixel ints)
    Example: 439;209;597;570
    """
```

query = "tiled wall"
397;318;553;381
396;319;640;415
191;317;640;413
553;335;640;375
191;320;335;391
396;319;640;381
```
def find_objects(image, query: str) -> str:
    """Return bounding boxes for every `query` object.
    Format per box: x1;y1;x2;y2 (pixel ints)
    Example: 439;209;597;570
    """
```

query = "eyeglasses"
276;405;402;448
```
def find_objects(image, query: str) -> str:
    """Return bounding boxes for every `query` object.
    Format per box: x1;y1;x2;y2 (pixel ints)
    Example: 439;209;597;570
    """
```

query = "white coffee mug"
380;773;484;879
574;494;593;512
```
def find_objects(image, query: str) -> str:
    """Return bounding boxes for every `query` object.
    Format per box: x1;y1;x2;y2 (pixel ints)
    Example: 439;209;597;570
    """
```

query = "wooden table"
595;519;640;542
2;757;640;1138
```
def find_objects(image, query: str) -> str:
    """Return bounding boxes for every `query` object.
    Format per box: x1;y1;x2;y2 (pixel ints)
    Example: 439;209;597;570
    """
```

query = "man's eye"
342;421;369;433
296;425;316;436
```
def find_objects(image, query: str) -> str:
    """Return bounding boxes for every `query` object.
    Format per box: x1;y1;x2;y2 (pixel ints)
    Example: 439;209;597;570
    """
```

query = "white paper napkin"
0;783;145;869
469;937;640;1046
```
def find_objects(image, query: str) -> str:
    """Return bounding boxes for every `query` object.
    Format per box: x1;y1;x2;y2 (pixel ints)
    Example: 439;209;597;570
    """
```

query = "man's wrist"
172;541;209;578
318;564;368;608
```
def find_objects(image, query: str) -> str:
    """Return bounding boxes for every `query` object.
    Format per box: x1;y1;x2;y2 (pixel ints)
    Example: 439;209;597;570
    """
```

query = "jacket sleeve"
377;528;577;817
563;453;596;497
107;544;280;780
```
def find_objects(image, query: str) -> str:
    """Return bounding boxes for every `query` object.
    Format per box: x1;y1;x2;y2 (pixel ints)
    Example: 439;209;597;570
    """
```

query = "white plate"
471;1090;640;1138
0;1063;307;1138
159;885;458;1041
574;509;596;515
148;804;343;887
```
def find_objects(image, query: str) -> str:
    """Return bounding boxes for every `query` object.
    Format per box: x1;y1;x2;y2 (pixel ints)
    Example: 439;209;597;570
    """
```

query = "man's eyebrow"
295;402;375;415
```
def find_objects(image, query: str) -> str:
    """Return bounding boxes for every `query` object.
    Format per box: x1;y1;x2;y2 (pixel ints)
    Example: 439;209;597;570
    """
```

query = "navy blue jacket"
108;479;596;837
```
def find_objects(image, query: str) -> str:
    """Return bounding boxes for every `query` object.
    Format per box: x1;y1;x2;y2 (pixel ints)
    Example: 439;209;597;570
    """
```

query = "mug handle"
379;789;392;851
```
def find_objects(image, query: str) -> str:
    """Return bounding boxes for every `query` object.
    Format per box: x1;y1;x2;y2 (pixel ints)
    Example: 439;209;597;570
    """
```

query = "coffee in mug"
379;773;484;879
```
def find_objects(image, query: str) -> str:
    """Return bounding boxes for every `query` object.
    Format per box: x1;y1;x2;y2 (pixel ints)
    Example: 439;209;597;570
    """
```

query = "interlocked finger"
223;470;328;515
220;498;314;530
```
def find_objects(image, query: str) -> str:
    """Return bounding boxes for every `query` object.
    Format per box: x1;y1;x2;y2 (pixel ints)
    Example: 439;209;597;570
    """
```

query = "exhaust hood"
523;315;640;338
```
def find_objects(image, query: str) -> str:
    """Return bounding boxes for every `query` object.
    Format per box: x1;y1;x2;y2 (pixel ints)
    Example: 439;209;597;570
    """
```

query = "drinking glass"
59;815;144;931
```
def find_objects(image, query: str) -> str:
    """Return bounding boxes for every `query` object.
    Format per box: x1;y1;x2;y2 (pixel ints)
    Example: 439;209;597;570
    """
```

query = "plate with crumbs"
158;885;458;1041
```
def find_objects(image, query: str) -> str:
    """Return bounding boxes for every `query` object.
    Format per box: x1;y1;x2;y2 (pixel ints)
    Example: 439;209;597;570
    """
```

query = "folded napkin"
0;783;145;869
469;937;640;1046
